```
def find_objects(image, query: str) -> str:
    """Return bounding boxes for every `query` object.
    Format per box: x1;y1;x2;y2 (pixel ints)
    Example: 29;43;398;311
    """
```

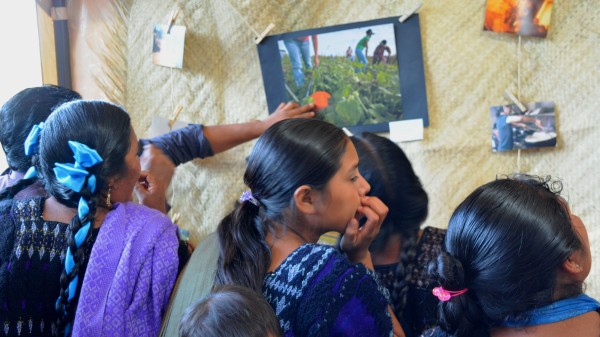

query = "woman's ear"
293;185;317;215
562;252;585;275
105;177;118;192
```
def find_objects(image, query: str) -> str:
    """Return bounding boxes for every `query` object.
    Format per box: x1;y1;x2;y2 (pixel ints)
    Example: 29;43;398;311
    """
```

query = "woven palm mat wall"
91;0;600;297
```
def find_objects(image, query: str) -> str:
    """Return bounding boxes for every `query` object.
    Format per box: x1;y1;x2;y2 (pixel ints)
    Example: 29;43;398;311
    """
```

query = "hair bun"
428;252;467;291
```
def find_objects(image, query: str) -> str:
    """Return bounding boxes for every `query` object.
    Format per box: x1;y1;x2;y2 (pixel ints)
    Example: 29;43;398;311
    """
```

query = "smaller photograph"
152;24;186;68
484;0;553;38
490;101;557;152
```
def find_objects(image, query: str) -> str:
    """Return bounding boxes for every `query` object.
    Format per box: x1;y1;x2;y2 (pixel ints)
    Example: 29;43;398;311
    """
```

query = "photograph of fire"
484;0;553;38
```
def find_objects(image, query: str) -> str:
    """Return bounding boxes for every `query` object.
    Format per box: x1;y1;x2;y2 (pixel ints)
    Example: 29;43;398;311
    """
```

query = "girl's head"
179;285;282;337
0;85;81;173
244;118;368;229
351;132;428;254
38;100;137;332
39;100;138;208
216;119;370;291
428;175;589;337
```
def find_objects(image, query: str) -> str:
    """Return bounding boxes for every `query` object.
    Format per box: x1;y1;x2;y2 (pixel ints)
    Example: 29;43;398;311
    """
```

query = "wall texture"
70;1;600;297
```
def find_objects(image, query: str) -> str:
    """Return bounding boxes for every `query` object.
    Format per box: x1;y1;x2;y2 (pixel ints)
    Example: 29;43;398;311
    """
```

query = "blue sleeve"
140;124;214;166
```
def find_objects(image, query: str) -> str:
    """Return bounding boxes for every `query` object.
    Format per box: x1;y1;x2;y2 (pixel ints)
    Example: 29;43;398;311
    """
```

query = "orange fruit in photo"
311;91;332;111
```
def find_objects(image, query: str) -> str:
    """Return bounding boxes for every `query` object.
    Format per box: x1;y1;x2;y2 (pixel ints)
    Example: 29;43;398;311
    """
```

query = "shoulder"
2;197;43;218
112;202;173;226
106;202;177;241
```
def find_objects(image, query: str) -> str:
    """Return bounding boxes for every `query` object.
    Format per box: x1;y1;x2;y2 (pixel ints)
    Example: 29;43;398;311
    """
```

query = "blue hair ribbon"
54;140;103;322
24;122;44;156
23;166;37;179
22;122;45;179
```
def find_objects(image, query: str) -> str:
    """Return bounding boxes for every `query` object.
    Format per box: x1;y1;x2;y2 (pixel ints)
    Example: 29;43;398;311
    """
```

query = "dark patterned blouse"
0;198;98;337
263;244;393;337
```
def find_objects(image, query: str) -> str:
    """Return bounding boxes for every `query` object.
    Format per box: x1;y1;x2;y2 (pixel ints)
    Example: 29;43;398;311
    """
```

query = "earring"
106;187;112;208
576;264;581;270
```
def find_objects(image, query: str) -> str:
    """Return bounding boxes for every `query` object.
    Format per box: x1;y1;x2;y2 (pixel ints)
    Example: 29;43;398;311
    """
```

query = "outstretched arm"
506;115;543;129
140;102;315;188
204;102;315;154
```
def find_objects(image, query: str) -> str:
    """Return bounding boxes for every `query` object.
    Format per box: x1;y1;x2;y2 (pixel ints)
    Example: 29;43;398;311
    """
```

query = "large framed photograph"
490;101;557;152
484;0;553;38
257;16;429;133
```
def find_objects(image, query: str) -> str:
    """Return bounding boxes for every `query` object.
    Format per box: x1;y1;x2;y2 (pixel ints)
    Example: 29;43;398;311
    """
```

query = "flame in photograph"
484;0;553;38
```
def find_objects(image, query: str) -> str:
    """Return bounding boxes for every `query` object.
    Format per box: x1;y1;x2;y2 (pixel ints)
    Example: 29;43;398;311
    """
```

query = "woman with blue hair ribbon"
0;100;179;337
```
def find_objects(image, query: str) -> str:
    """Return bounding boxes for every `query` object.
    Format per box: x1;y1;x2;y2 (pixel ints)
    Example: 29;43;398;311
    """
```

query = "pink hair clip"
432;286;468;302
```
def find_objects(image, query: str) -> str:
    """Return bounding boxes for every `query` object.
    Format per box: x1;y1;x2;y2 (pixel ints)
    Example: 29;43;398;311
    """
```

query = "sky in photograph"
278;23;396;57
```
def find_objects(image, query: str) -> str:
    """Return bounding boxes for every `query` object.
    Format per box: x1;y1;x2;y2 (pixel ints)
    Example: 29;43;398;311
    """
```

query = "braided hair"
350;132;428;318
38;100;131;335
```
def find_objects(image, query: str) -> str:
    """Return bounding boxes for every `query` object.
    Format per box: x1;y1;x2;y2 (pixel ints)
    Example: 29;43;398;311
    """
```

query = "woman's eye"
350;176;358;182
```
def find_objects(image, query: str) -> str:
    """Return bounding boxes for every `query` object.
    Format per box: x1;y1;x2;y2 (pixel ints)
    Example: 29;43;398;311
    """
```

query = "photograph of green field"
278;23;402;128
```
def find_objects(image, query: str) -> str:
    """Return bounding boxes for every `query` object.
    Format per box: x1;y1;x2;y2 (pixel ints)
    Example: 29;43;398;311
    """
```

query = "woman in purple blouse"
0;100;179;336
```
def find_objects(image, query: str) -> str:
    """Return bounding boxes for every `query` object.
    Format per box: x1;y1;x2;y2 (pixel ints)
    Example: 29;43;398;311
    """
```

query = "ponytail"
215;196;271;293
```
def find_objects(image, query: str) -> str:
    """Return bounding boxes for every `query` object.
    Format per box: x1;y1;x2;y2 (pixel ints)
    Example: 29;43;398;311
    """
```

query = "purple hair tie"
240;190;260;207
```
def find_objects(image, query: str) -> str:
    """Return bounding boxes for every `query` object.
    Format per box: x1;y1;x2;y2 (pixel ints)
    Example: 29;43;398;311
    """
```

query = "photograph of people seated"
490;101;557;152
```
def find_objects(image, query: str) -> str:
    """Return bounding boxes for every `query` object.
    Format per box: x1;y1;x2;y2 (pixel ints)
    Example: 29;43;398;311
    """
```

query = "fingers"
361;196;388;220
140;144;176;188
355;196;387;238
287;103;316;118
343;217;359;245
137;171;149;189
266;103;316;127
136;171;168;213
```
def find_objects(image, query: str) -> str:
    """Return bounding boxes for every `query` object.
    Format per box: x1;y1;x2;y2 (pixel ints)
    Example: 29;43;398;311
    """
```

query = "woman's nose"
358;175;370;196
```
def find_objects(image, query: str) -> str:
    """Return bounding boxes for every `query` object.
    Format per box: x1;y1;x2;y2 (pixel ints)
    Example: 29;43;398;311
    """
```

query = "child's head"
428;175;589;337
216;119;371;291
179;285;282;337
351;132;428;254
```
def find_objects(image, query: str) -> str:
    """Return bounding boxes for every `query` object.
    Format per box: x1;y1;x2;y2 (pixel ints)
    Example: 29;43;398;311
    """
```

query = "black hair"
0;86;81;200
215;119;347;292
0;85;81;172
179;285;282;337
381;40;387;44
428;175;583;337
38;100;131;334
351;132;428;317
351;133;428;253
